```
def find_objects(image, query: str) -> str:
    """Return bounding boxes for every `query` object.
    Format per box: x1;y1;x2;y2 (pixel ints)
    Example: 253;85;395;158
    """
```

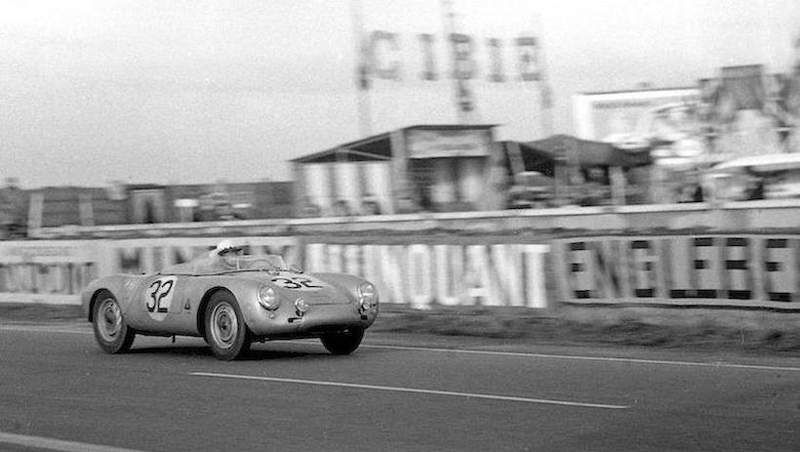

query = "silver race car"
82;241;379;360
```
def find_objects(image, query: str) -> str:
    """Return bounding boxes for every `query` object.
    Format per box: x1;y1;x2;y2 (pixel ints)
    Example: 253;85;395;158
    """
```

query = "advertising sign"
406;128;493;159
552;234;800;309
305;242;549;309
0;237;301;306
573;88;707;203
3;232;798;312
574;88;701;148
0;241;99;304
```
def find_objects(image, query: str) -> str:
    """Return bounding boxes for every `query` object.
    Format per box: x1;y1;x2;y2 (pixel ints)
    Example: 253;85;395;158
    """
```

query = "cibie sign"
362;31;541;83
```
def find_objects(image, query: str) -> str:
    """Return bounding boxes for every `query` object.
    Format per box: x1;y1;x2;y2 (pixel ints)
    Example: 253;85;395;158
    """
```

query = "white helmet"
213;240;242;256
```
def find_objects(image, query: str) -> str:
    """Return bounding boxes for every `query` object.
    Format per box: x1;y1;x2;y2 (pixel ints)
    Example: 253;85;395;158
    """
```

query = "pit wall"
0;237;549;309
2;201;799;311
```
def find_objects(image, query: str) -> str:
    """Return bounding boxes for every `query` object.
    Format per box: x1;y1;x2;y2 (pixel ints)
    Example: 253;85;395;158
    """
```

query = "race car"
82;241;379;360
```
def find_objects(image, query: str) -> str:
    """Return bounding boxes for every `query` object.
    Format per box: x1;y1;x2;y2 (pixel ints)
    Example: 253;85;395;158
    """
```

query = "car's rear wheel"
204;291;250;360
92;290;135;354
320;328;364;355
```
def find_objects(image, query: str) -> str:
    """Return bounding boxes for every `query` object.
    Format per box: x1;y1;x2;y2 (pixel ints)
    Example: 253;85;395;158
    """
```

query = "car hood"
230;271;351;300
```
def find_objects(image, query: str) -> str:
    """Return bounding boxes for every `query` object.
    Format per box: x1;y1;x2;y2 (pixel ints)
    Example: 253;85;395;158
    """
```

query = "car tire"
204;291;251;360
92;290;135;354
320;328;364;355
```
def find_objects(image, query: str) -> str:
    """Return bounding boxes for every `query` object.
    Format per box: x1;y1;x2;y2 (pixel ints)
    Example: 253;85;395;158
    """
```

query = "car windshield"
158;253;297;276
231;255;289;271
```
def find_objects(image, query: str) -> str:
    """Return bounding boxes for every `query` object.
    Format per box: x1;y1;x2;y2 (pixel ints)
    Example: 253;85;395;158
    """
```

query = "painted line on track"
358;344;800;373
189;371;629;410
0;431;152;452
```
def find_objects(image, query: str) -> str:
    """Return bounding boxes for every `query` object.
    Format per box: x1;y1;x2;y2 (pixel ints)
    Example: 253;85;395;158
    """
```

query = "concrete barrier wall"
0;237;550;309
3;202;799;311
3;233;798;311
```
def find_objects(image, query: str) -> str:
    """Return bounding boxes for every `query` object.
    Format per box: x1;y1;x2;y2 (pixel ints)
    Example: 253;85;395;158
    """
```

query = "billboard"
573;87;702;153
573;87;707;203
405;128;493;159
0;241;99;305
551;234;800;308
305;242;549;309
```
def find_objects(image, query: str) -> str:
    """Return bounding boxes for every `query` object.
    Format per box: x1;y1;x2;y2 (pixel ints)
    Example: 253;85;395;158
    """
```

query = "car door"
129;274;195;334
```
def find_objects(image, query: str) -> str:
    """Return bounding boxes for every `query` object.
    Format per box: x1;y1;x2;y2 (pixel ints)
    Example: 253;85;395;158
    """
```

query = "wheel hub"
211;305;238;348
98;299;121;340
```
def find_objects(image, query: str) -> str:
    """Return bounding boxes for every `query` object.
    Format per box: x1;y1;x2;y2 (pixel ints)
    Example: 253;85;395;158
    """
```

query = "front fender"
311;272;372;298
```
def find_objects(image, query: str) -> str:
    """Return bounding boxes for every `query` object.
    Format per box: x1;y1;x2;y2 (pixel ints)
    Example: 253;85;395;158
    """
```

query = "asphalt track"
0;323;798;452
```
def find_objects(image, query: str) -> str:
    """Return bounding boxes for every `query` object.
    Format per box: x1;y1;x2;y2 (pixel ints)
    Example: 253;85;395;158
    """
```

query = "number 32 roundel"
271;276;324;290
146;276;177;321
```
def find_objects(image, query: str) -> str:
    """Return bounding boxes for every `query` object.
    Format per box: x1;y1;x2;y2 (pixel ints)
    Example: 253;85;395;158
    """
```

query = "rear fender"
82;275;136;322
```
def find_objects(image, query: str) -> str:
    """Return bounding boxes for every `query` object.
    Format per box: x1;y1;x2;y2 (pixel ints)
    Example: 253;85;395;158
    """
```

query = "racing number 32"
147;278;175;313
271;277;322;290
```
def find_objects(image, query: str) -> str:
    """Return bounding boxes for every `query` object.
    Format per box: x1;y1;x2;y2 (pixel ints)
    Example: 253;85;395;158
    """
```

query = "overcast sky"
2;0;799;188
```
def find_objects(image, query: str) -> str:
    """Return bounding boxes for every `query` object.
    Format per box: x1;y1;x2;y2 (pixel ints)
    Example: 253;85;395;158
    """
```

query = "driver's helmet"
212;240;243;260
211;240;244;269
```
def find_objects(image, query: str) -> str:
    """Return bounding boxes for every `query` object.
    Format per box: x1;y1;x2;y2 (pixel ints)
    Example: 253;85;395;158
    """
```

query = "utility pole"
351;0;372;137
440;0;475;124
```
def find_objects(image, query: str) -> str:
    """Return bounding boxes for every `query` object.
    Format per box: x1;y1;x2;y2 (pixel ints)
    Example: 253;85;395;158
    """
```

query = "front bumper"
241;299;378;338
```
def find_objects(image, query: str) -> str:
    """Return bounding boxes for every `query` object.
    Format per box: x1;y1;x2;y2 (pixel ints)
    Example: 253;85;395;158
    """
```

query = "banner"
304;243;549;309
0;241;99;305
0;237;301;305
3;232;799;311
551;235;800;309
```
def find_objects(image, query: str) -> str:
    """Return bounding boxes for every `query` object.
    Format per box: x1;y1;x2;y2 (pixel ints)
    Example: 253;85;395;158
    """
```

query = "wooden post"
610;166;626;205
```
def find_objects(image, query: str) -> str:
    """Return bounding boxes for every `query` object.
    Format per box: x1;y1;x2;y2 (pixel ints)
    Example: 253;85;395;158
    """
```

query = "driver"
209;239;244;270
156;240;245;274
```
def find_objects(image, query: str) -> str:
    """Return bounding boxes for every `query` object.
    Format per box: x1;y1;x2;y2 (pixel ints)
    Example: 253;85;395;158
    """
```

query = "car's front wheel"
204;291;250;360
92;290;135;354
320;328;364;355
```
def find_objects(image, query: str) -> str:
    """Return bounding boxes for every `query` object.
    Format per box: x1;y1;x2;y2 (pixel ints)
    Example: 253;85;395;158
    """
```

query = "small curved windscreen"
233;255;288;271
158;254;291;275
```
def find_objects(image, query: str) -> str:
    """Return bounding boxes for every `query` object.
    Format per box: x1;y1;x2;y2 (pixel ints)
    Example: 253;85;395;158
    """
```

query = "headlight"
257;286;280;310
357;282;377;311
294;298;309;315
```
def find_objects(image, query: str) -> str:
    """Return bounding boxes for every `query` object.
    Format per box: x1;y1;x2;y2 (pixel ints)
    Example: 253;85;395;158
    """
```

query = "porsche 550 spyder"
82;242;379;360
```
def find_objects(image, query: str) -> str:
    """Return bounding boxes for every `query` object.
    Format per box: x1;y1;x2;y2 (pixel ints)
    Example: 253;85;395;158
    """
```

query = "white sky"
1;0;799;188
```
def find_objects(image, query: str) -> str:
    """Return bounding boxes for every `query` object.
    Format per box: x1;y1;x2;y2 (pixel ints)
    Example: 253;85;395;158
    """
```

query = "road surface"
0;323;798;452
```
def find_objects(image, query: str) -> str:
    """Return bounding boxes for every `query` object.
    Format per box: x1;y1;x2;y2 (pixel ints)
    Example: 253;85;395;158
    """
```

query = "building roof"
501;135;652;174
290;124;497;164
